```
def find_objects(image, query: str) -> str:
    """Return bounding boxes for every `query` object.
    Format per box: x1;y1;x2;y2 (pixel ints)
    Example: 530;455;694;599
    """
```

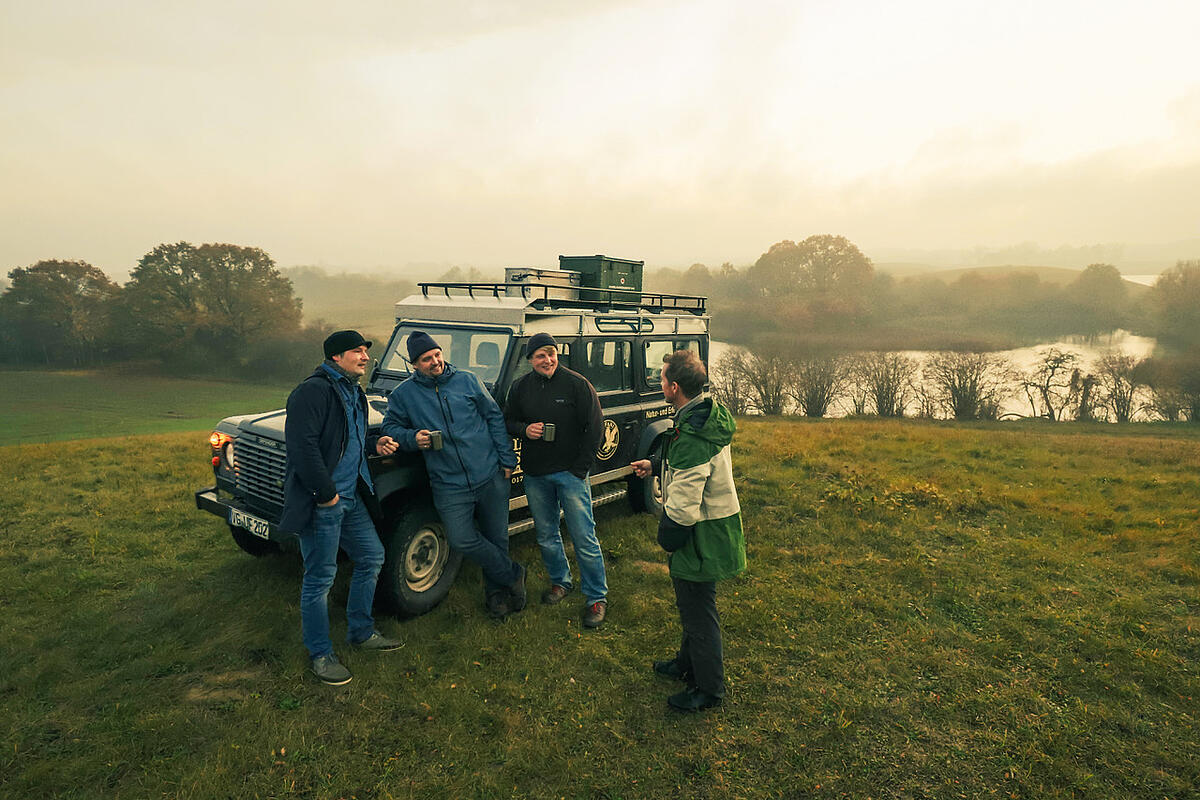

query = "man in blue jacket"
382;331;526;619
282;330;403;686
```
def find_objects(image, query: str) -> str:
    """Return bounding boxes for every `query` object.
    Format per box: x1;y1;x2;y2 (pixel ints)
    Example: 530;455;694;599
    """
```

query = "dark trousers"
672;576;725;698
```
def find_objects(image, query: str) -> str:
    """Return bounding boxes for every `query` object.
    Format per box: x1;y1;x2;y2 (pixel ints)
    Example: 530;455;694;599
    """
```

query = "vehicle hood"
222;396;387;442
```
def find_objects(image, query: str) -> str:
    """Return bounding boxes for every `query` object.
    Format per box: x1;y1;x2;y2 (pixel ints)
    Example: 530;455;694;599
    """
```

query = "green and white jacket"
657;394;746;582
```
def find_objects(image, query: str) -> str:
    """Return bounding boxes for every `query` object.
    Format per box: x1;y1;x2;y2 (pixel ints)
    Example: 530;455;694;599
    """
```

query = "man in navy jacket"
282;330;403;686
382;331;526;620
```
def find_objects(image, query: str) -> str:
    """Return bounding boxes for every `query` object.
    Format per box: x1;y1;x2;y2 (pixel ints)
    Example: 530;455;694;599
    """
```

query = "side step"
507;482;629;535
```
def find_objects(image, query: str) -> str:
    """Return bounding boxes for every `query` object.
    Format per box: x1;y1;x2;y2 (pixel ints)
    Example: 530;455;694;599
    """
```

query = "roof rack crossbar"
416;281;707;315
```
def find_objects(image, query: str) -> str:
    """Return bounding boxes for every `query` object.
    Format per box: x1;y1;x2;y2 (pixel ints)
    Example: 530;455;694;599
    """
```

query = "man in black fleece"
504;332;609;627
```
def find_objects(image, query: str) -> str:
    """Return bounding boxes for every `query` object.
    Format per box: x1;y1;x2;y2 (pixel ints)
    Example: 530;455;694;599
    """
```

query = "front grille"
234;436;287;508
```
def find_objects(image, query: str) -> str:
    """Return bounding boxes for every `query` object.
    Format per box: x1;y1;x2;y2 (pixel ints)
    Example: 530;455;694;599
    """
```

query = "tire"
229;524;281;557
628;445;665;517
378;504;463;617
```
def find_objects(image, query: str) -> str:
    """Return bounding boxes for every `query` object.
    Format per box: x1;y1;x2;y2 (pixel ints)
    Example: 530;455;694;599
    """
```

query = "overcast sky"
2;0;1198;277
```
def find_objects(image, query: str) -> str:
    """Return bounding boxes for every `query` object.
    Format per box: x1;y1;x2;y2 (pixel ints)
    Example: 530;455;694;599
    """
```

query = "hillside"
3;418;1196;798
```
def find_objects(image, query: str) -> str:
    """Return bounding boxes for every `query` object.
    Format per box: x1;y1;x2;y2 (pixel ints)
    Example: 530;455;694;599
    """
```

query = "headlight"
210;431;233;450
223;442;236;469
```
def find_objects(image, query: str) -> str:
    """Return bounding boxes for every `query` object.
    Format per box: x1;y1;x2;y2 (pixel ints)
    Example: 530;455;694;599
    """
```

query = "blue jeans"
298;493;385;659
434;471;520;596
524;471;607;603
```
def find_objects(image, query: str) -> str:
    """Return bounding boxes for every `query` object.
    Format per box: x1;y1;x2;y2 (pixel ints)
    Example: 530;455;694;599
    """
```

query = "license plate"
229;507;271;540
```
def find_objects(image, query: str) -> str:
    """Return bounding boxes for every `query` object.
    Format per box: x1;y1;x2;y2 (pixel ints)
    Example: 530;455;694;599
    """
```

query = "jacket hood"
678;397;735;448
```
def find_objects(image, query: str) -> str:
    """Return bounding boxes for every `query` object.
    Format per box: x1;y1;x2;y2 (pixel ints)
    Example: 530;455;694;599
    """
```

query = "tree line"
0;243;322;380
711;346;1200;423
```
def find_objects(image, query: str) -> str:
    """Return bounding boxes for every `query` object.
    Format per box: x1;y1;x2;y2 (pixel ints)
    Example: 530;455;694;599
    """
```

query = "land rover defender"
195;255;709;616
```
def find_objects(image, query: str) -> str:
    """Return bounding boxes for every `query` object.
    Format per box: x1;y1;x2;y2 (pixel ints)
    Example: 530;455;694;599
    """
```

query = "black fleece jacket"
504;365;603;478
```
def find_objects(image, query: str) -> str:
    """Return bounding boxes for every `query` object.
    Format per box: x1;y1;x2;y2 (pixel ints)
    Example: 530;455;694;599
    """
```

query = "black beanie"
323;330;371;360
406;331;441;362
526;332;558;359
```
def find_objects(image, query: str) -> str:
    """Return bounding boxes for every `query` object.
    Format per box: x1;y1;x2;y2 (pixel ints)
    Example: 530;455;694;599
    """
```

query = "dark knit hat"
526;332;558;359
406;330;441;362
323;330;372;360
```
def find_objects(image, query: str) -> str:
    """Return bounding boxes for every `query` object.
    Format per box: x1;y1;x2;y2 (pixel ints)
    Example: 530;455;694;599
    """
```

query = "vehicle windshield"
380;325;512;385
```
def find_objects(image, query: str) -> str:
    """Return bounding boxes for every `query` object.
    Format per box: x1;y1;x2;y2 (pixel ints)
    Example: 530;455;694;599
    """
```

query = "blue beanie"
406;331;441;362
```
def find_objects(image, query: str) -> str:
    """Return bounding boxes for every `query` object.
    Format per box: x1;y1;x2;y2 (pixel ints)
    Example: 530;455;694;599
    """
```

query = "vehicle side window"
643;339;700;386
584;340;630;392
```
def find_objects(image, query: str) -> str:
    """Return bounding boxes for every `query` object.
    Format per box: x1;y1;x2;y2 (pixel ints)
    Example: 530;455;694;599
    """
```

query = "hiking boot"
486;591;511;620
353;632;403;652
508;563;528;613
582;600;607;629
653;658;691;682
668;687;723;712
541;584;570;605
311;654;352;686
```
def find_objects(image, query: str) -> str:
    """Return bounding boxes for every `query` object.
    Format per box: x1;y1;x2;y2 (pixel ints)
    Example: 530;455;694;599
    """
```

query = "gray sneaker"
353;632;403;652
582;600;607;629
311;654;352;685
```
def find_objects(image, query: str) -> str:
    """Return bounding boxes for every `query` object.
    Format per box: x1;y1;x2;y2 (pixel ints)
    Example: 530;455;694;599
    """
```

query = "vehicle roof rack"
417;281;707;315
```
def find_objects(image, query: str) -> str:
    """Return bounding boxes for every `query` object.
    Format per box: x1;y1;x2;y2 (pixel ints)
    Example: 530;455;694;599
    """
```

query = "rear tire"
229;524;281;557
378;504;463;617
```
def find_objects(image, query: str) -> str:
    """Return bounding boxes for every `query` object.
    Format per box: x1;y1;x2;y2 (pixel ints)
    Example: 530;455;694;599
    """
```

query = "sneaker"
311;654;352;686
582;599;607;628
667;687;723;712
653;658;691;682
541;584;570;605
353;632;403;652
508;563;528;613
486;591;511;620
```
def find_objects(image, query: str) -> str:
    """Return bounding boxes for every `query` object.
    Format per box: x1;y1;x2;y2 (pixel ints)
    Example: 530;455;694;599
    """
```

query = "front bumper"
195;486;284;541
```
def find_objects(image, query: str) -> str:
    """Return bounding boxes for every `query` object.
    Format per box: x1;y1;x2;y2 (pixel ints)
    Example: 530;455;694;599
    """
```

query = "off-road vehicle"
195;255;709;616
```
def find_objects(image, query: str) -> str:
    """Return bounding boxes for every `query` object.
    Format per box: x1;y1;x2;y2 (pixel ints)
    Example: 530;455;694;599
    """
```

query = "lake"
710;330;1159;420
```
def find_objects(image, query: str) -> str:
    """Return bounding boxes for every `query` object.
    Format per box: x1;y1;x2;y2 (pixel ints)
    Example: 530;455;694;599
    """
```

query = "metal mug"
429;430;443;450
542;423;556;442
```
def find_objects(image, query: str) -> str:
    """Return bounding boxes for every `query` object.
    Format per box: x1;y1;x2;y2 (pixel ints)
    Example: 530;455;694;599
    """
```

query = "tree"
1150;260;1200;345
1020;348;1080;421
857;352;918;417
710;348;753;415
739;351;792;415
748;235;873;299
0;259;121;365
1095;353;1141;423
1067;263;1127;331
923;352;1012;420
120;242;301;365
786;353;847;418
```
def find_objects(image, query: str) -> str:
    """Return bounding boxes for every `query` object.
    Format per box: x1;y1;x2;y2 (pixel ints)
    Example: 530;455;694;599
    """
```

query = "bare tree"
1020;348;1080;421
858;352;918;417
923;352;1013;420
710;347;754;415
1095;353;1141;423
786;353;847;418
1068;368;1102;422
739;351;792;415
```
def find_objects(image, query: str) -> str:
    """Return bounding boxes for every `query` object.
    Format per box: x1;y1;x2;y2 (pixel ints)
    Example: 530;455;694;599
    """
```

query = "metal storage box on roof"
558;254;644;302
504;267;582;301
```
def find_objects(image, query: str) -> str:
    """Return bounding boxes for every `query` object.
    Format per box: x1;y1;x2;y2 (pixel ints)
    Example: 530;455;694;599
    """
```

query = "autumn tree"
1020;348;1080;421
120;242;301;365
1150;260;1200;345
0;259;121;365
748;235;874;299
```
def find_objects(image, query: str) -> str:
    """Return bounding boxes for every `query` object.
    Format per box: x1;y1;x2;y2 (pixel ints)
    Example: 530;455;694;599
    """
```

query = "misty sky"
3;0;1199;277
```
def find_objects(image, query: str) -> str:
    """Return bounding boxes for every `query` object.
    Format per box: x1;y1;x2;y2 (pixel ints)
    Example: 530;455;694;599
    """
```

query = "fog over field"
2;0;1199;277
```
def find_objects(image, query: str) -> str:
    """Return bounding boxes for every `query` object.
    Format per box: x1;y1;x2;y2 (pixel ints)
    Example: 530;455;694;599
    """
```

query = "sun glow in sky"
2;0;1198;276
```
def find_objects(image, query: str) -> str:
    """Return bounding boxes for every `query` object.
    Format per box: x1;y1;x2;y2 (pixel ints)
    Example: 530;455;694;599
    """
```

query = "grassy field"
0;370;293;446
2;418;1198;799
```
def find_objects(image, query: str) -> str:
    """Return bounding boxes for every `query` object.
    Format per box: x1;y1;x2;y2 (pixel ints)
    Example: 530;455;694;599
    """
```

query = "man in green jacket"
631;349;745;712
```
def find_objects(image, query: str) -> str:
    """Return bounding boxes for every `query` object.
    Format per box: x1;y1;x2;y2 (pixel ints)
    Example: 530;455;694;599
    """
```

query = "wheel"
378;504;463;617
229;524;281;557
628;443;665;517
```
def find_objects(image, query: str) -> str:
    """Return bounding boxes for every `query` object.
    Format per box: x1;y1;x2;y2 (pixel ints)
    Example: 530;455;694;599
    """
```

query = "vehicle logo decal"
596;419;619;461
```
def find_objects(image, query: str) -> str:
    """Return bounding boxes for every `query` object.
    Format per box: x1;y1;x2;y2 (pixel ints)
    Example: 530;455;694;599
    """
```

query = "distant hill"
878;263;1149;293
